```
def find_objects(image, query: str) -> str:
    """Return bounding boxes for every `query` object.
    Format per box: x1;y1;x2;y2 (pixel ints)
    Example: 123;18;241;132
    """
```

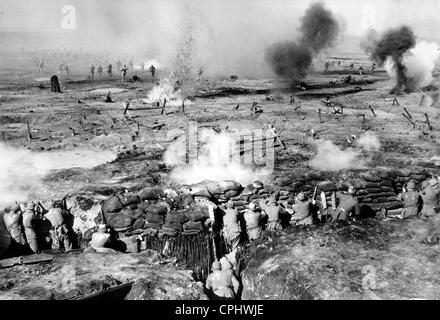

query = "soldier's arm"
205;277;212;290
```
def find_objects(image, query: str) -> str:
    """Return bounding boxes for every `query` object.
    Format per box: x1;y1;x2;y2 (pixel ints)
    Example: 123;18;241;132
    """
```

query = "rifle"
0;253;53;269
311;186;318;205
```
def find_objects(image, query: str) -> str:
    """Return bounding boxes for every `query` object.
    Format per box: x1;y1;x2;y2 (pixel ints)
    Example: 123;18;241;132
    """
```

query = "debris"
104;91;113;103
50;75;62;93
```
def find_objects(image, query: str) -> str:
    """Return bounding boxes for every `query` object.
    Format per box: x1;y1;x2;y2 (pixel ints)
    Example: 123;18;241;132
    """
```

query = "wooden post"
369;105;376;117
180;98;185;115
402;113;416;128
424;113;432;130
26;120;32;142
161;98;167;115
318;109;322;123
403;107;413;120
123;101;130;116
50;75;61;93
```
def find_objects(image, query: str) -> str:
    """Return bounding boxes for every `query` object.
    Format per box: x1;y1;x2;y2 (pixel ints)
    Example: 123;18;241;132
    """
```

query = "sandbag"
184;206;207;222
121;195;141;207
252;181;264;189
205;182;224;195
318;182;337;192
163;221;183;232
120;236;140;253
132;218;145;230
131;208;144;219
102;196;123;213
144;222;162;230
218;180;242;191
165;211;188;224
158;227;177;237
190;186;212;198
107;211;133;230
144;203;168;216
225;189;241;198
138;188;162;201
145;213;165;224
142;228;158;237
183;221;203;231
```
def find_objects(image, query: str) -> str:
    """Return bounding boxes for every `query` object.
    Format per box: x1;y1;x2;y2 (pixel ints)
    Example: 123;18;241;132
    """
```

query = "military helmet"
406;181;415;190
226;200;235;209
212;261;221;270
296;192;305;201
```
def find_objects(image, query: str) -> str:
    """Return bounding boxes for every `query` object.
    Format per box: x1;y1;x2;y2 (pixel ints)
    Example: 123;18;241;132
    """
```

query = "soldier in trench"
222;200;242;251
331;186;360;222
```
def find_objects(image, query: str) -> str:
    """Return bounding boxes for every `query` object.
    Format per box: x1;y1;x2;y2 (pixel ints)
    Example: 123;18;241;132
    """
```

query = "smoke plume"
164;128;272;185
265;2;340;80
371;26;416;92
360;29;379;55
309;133;381;170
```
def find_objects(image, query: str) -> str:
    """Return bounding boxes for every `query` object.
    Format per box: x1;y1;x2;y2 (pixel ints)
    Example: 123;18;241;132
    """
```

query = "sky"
1;0;440;76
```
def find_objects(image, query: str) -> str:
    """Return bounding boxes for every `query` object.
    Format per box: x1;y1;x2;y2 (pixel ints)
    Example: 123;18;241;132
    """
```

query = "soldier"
420;178;440;217
349;61;354;71
149;64;156;78
3;204;27;246
222;200;242;251
44;200;72;252
121;64;128;82
90;224;111;250
107;64;113;78
396;181;421;218
22;202;39;253
289;192;313;226
289;95;295;106
359;65;364;76
116;60;122;72
90;65;95;80
205;261;240;299
371;62;376;72
243;202;265;241
259;196;282;231
324;60;330;72
97;65;103;77
331;186;360;222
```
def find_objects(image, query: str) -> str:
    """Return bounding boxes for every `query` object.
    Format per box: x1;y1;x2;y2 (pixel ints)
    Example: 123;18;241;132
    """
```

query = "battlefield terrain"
1;34;440;300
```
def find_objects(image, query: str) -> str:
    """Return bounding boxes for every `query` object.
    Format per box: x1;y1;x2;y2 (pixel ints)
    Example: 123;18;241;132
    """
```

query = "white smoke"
164;128;272;185
403;41;440;89
309;133;381;170
142;78;193;108
309;140;362;171
0;143;116;208
0;143;48;208
356;131;381;152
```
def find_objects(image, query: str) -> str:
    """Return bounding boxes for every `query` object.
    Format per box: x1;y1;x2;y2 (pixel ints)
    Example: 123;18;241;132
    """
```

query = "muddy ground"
1;46;440;299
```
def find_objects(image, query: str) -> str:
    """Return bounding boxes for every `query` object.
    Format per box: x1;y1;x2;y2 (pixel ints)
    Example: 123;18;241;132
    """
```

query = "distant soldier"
331;186;360;222
121;64;128;82
420;178;440;217
259;196;282;231
3;204;27;247
371;62;376;72
22;202;39;253
396;181;421;218
289;192;313;226
349;61;354;71
116;60;122;71
324;60;330;72
205;261;240;299
38;59;44;74
222;200;242;251
358;65;364;76
338;60;341;67
289;95;295;106
107;64;113;78
149;64;156;78
243;202;265;241
97;65;103;77
90;65;95;80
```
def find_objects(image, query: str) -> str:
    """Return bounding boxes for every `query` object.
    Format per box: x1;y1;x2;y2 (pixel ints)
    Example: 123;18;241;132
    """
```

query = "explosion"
265;2;340;80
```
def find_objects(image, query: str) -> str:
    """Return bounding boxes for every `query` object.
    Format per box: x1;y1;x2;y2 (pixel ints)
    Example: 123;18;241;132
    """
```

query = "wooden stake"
424;113;432;130
26;121;32;142
369;105;376;117
318;109;322;123
161;98;167;115
402;113;416;128
403;107;413;120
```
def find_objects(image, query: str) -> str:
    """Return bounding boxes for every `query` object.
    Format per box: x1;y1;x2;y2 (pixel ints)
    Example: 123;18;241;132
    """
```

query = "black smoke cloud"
371;26;416;92
265;2;340;80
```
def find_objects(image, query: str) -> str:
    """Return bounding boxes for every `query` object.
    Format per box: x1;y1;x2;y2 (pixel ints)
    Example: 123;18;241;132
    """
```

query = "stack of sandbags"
182;203;210;235
159;210;189;237
102;196;134;232
143;202;168;237
187;180;243;203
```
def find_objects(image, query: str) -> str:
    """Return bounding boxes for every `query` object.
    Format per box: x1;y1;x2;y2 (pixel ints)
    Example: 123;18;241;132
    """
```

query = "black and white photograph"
0;0;439;306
